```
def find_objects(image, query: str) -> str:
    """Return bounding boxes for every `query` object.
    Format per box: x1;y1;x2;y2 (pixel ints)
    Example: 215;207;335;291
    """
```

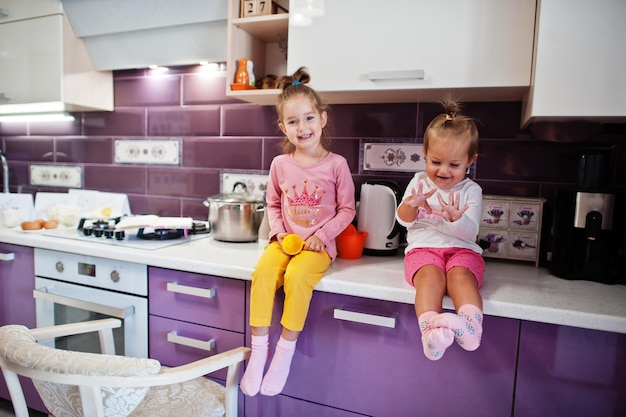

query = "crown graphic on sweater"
286;180;324;206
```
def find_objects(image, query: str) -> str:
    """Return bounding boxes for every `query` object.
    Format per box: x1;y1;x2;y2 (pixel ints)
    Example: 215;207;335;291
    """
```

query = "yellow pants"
250;241;331;332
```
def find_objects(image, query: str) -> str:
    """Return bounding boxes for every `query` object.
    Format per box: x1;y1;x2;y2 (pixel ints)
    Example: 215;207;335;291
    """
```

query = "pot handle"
233;181;248;193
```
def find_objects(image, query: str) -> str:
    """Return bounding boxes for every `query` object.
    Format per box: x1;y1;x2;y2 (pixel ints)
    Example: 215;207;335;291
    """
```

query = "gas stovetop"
42;224;211;250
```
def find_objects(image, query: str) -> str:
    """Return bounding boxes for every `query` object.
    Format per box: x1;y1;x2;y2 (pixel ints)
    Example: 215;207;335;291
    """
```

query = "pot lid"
206;192;264;203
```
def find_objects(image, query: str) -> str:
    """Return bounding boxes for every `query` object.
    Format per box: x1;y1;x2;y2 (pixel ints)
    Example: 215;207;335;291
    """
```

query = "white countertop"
2;228;625;334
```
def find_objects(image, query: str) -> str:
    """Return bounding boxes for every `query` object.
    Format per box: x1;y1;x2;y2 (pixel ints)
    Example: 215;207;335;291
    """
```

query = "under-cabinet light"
291;0;325;17
290;13;313;26
148;65;169;74
0;113;75;123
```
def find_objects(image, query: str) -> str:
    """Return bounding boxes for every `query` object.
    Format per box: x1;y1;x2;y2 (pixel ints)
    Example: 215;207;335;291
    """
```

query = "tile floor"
0;398;47;417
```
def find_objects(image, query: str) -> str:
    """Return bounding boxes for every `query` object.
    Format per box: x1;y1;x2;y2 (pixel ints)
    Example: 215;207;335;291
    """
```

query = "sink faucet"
0;149;8;193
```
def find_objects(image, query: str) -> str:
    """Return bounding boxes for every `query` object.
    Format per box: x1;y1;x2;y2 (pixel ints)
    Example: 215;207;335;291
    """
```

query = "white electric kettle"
357;180;402;255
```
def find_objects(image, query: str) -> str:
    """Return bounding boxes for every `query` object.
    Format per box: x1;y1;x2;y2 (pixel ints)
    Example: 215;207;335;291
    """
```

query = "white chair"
0;318;250;417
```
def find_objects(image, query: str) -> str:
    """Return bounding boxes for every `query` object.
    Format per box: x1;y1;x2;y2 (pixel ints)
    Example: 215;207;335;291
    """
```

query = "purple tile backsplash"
1;65;625;265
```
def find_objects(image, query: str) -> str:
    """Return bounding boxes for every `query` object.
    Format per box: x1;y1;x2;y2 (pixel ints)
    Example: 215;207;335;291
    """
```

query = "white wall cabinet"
521;0;626;126
0;0;61;23
0;3;112;115
287;0;536;104
226;0;535;105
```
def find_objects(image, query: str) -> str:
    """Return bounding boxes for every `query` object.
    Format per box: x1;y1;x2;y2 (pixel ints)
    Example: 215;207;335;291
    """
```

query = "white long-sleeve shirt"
396;172;483;254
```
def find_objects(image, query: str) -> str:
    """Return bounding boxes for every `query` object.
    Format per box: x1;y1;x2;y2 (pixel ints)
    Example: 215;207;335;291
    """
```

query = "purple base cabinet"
0;243;48;414
515;321;626;417
148;267;248;416
0;243;36;327
245;286;519;417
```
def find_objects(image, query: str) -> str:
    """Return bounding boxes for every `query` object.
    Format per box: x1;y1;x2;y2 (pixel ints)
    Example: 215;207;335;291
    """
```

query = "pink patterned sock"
431;305;483;351
260;337;297;396
418;311;455;360
240;334;269;396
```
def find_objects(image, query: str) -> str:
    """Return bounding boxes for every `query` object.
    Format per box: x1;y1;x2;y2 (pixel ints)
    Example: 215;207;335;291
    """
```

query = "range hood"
60;0;228;70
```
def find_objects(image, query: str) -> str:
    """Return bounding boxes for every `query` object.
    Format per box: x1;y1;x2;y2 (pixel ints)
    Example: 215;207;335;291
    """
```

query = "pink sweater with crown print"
266;152;356;260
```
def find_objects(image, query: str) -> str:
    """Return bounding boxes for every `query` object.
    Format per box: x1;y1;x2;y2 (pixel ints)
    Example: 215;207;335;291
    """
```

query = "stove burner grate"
136;228;185;241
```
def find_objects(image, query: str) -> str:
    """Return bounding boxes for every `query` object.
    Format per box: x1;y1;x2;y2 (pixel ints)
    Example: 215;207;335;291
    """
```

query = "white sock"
240;334;269;396
260;337;297;396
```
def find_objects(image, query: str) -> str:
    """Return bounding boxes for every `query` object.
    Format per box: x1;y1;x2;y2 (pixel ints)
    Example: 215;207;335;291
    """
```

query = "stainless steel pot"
203;191;265;242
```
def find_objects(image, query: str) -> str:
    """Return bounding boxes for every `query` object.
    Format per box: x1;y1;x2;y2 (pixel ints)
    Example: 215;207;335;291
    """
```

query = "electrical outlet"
115;139;180;165
30;164;83;188
222;173;269;197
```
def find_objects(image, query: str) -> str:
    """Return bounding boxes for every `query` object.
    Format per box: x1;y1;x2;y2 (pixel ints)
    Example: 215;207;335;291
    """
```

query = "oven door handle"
33;287;135;319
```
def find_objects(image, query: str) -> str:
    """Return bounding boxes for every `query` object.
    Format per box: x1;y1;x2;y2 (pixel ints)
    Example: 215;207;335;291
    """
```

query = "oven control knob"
55;261;64;273
110;270;120;283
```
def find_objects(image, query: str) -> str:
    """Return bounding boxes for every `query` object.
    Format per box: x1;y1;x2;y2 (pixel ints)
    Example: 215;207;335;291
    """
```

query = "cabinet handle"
333;308;396;329
0;252;15;262
368;70;425;81
166;282;216;299
0;93;11;100
167;331;216;352
0;8;9;17
33;288;135;319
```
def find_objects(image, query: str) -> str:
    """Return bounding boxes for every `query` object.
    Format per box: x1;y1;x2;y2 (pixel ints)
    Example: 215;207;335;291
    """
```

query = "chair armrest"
30;318;121;341
156;346;251;384
37;346;251;388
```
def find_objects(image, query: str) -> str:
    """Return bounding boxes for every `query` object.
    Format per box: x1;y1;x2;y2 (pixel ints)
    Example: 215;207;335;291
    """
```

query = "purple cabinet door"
246;286;519;417
515;321;626;417
0;243;35;327
245;392;366;417
149;315;245;381
149;266;246;332
0;243;48;414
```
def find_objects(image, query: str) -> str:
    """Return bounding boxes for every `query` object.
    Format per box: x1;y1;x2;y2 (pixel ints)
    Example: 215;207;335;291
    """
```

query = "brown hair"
423;99;479;159
276;67;333;154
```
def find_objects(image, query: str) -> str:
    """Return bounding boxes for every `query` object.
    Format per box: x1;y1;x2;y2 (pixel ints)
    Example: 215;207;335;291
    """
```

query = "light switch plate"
221;172;269;197
30;164;83;188
115;139;180;165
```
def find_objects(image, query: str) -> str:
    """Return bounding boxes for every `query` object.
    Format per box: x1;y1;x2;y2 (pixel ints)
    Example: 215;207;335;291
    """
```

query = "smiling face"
424;132;477;190
278;94;328;155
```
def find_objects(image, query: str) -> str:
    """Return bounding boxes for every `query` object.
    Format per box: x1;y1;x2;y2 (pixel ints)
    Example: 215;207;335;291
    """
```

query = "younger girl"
240;67;356;396
396;99;485;360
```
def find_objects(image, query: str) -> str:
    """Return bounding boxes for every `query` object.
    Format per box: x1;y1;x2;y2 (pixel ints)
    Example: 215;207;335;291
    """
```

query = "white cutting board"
34;192;80;220
0;194;35;228
68;190;131;217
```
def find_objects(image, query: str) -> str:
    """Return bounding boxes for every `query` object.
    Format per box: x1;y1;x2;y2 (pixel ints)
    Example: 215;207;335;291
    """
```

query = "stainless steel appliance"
357;180;402;255
33;248;148;357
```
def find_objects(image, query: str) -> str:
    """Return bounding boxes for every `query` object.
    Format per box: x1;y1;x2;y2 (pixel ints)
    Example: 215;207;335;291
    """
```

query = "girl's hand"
432;191;469;222
304;235;326;253
402;183;436;213
276;232;288;246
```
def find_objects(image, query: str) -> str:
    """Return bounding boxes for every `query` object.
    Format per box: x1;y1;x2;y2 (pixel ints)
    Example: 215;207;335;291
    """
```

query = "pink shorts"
404;247;485;288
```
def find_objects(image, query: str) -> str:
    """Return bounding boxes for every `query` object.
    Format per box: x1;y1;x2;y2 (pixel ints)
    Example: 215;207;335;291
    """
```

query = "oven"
33;248;148;358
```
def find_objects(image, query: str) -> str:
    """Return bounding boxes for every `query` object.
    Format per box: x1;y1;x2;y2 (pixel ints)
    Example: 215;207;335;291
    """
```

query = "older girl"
240;67;355;396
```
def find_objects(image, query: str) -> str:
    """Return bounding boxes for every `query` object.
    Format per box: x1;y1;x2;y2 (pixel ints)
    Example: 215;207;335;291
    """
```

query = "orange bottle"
235;58;249;85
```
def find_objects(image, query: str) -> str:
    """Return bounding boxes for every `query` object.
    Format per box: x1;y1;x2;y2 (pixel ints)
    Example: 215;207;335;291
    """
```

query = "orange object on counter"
336;231;368;259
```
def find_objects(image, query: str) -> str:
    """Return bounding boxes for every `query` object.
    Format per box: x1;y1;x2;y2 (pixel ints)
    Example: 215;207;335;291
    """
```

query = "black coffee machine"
550;149;626;284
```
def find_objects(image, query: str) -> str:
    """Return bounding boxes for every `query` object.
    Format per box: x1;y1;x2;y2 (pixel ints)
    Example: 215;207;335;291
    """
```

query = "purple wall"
1;65;625;264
